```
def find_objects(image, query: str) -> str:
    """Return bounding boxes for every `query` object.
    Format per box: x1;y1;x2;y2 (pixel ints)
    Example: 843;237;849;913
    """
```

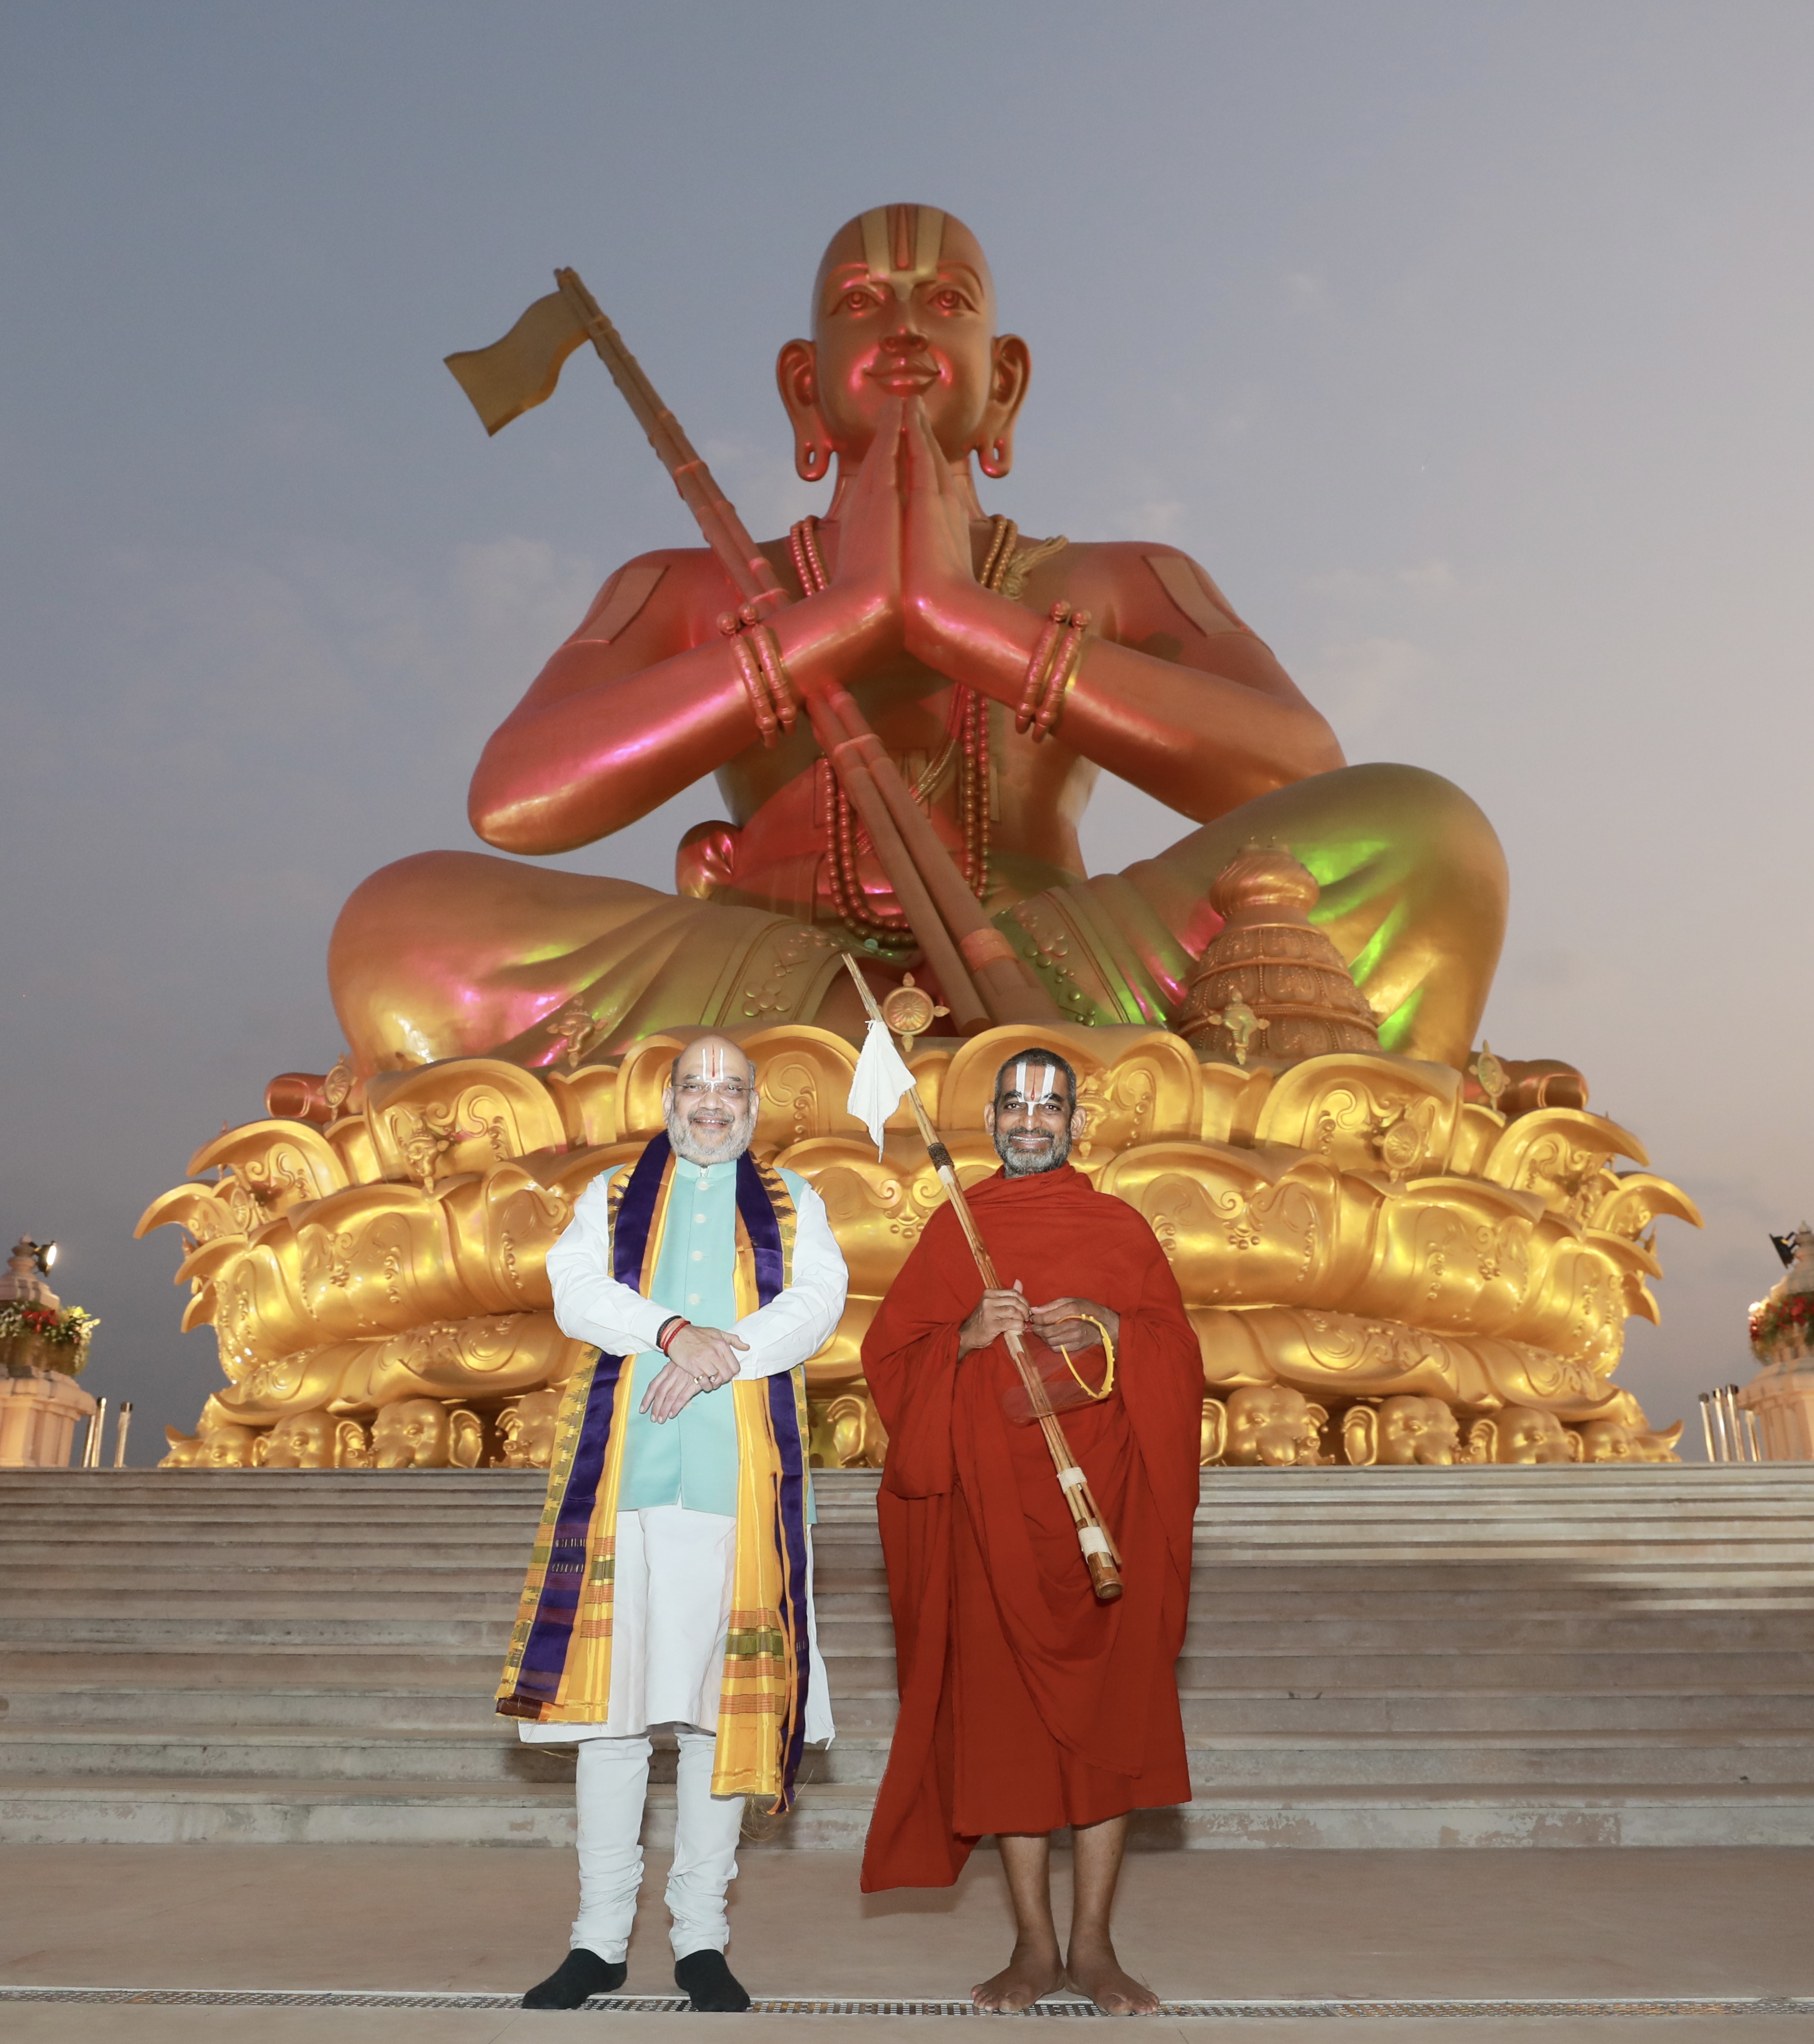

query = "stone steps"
6;1721;1814;1789
6;1464;1814;1848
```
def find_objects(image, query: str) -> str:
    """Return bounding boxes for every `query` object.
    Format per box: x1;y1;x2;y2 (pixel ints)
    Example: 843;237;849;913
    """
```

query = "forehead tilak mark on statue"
858;205;946;306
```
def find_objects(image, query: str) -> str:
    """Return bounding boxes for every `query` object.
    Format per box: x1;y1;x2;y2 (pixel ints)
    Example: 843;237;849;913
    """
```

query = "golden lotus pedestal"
141;1020;1696;1474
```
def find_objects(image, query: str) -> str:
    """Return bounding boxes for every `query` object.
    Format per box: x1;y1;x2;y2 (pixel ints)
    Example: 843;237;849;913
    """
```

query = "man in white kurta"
517;1035;846;2012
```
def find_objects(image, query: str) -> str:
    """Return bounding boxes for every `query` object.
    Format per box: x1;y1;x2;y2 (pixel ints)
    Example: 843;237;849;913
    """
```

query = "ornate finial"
1177;841;1379;1069
323;1052;355;1117
1469;1041;1508;1112
879;973;948;1057
1203;996;1268;1068
546;999;605;1072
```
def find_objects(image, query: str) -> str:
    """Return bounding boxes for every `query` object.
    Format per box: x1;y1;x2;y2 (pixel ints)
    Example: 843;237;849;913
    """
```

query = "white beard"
665;1106;756;1168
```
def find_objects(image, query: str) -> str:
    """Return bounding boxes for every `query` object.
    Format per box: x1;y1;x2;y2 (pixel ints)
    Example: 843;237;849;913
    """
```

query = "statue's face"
1377;1396;1460;1466
1225;1386;1322;1466
1495;1406;1570;1464
372;1398;448;1469
664;1037;758;1168
267;1411;335;1469
1579;1420;1635;1463
200;1425;257;1468
782;206;1027;468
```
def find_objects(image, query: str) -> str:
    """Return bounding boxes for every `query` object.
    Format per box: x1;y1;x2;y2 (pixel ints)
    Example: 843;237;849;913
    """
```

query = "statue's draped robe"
858;1164;1203;1891
495;1133;818;1809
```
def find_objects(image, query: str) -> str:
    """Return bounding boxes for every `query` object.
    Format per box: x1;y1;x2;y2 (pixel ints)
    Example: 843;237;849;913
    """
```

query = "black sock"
521;1948;628;2009
674;1948;752;2012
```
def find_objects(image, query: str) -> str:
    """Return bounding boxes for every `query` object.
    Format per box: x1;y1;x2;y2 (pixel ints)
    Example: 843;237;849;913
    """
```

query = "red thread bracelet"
656;1317;690;1356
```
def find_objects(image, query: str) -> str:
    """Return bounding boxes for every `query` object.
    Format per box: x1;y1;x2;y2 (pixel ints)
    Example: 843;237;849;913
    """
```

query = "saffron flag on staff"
444;289;590;436
848;1021;917;1158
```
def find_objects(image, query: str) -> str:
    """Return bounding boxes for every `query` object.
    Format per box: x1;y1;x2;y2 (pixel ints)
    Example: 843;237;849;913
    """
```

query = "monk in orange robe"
860;1048;1203;2015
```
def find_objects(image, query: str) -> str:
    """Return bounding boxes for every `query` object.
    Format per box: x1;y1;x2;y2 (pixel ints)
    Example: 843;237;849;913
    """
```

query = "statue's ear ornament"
978;431;1013;480
795;437;831;482
1199;1396;1227;1467
449;1408;484;1470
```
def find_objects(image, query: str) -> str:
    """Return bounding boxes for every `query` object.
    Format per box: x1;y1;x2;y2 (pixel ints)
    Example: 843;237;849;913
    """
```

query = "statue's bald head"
782;205;1026;483
812;205;996;325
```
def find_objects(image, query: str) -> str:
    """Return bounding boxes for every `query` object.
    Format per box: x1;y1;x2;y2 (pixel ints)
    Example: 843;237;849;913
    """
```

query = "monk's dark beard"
994;1120;1073;1177
665;1105;755;1168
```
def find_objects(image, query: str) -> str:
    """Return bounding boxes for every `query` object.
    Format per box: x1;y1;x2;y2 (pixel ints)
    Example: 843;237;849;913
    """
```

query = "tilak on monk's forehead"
999;1058;1070;1107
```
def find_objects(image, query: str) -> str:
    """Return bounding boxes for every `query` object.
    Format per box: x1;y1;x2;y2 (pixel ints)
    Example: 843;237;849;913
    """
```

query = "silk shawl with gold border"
494;1132;814;1810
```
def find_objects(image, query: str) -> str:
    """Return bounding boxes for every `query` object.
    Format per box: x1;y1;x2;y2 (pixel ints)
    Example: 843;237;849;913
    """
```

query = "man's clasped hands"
958;1280;1120;1360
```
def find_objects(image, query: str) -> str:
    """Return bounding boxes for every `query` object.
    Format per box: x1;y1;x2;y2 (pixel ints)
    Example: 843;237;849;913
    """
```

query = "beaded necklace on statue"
788;513;1062;946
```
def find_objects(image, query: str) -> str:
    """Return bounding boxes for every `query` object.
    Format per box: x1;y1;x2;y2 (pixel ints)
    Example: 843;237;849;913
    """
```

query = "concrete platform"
3;1843;1813;2039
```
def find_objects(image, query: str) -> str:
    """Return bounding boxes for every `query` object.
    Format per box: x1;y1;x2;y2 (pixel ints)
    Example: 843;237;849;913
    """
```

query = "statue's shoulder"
567;546;739;648
1043;539;1254;644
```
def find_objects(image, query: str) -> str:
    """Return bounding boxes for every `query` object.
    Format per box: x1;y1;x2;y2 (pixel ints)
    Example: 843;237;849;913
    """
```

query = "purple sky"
4;2;1810;1458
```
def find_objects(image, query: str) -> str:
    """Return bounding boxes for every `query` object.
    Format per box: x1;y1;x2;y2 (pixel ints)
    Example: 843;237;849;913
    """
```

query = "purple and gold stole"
495;1131;814;1811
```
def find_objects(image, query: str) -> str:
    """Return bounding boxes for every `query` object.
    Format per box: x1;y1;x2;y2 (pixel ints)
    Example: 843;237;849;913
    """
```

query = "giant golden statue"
144;206;1696;1471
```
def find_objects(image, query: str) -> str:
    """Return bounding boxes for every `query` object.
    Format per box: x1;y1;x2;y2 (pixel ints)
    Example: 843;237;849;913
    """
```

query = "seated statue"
325;203;1506;1083
142;202;1694;1475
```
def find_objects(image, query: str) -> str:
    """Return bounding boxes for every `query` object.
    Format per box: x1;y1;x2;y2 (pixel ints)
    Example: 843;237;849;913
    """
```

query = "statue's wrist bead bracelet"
1017;601;1090;742
720;608;799;747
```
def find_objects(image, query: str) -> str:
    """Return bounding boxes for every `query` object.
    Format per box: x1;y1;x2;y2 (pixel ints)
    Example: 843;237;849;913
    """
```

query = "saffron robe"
859;1163;1203;1891
495;1133;819;1809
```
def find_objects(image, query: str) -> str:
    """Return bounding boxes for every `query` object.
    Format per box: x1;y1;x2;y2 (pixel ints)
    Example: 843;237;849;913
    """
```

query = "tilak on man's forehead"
858;204;946;305
1008;1059;1062;1104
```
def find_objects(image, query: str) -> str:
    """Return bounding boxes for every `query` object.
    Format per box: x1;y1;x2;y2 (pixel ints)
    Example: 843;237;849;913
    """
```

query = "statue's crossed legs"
331;762;1505;1076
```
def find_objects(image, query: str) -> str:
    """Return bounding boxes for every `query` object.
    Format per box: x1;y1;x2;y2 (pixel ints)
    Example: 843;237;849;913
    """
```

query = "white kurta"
520;1154;845;1748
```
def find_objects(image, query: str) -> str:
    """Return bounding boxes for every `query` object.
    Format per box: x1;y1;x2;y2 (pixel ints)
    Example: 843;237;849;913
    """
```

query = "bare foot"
1067;1944;1161;2016
971;1940;1066;2013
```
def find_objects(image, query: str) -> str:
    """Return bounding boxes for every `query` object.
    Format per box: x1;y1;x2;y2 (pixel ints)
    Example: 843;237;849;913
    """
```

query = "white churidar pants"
517;1505;744;1961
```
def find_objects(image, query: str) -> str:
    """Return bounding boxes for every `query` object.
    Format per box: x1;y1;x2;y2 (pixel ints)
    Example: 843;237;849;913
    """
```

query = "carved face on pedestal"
261;1408;363;1470
1376;1396;1462;1466
1485;1405;1573;1465
495;1390;563;1470
371;1398;481;1470
1343;1395;1463;1467
1578;1419;1636;1463
198;1423;258;1469
1223;1384;1327;1467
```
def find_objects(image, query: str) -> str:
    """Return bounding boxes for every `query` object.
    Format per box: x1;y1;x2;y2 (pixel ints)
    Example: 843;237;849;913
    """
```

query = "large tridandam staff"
443;267;1058;1037
841;955;1123;1603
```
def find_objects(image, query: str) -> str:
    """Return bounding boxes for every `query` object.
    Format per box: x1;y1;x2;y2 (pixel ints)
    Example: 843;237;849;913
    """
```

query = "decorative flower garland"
0;1300;99;1373
1748;1290;1814;1363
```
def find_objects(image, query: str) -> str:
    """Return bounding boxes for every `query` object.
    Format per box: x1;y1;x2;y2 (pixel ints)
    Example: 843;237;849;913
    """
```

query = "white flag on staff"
848;1020;917;1158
